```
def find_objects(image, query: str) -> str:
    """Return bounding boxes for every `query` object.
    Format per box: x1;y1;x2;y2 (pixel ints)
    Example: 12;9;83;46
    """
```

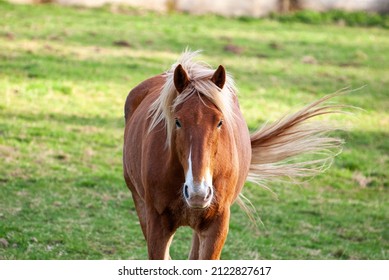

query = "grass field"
0;1;388;259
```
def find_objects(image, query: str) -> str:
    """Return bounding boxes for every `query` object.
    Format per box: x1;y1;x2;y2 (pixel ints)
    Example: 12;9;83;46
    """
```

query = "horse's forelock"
148;51;237;148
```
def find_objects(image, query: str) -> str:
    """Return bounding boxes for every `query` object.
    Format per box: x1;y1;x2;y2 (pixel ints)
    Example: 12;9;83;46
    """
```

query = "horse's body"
123;51;343;259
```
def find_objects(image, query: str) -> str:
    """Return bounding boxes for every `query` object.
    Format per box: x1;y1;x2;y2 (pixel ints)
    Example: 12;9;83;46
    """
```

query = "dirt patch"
113;40;133;48
353;172;372;188
224;44;244;54
0;238;9;248
1;32;15;40
301;55;318;64
0;145;18;162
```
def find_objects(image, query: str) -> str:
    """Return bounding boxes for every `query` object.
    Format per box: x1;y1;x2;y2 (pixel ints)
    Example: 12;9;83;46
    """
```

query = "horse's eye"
175;119;182;128
217;120;223;128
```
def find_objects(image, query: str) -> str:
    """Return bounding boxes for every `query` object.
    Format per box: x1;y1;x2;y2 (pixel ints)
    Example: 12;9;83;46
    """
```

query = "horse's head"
172;64;227;209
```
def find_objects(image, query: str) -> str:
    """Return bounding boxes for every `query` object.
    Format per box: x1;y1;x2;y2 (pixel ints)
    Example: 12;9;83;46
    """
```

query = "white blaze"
184;148;213;208
185;148;194;187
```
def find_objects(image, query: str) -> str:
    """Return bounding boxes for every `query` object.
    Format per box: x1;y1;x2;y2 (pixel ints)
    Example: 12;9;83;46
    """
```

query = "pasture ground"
0;1;388;259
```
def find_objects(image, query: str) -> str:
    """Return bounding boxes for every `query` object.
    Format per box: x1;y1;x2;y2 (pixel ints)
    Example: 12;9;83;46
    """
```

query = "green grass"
269;9;389;28
0;1;388;259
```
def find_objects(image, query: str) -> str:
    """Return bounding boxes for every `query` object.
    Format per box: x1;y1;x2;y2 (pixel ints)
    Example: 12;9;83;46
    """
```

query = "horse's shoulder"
124;74;165;122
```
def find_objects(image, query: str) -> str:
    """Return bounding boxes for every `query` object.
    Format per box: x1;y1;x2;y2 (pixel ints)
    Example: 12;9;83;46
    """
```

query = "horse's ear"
211;65;226;89
174;64;190;93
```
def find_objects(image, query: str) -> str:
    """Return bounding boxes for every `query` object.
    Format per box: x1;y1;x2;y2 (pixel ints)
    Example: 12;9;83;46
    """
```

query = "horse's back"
124;75;165;122
123;74;165;197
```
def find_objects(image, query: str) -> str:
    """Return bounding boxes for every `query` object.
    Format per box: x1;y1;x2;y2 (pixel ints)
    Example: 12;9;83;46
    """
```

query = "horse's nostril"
184;184;189;199
205;186;212;200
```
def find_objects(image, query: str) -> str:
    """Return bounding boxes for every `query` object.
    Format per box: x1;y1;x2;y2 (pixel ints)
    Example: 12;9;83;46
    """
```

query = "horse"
123;51;343;259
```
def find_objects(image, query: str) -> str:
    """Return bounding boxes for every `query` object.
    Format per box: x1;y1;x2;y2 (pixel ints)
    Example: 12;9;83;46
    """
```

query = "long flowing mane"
148;50;237;147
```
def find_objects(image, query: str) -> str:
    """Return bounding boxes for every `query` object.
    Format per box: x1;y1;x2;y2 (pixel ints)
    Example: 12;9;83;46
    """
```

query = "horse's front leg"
198;208;230;260
189;231;200;259
146;207;176;260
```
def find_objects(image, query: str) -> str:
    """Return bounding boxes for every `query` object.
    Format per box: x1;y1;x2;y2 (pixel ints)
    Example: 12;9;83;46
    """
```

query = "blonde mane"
148;50;237;147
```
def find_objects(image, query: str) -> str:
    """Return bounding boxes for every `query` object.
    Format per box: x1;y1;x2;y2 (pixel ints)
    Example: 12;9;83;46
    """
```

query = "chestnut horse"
123;51;343;259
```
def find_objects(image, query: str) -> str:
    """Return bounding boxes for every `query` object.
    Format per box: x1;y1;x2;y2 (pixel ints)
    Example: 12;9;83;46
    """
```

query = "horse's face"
174;95;224;209
172;64;226;209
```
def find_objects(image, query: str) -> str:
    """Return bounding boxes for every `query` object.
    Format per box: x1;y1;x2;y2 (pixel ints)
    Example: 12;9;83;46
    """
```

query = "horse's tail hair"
246;92;348;189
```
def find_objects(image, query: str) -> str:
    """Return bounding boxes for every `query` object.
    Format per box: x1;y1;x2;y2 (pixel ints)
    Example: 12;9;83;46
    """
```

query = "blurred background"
0;0;388;259
8;0;389;15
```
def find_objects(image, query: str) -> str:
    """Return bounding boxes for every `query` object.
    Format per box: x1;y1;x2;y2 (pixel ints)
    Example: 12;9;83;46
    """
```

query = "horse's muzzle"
183;183;213;209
